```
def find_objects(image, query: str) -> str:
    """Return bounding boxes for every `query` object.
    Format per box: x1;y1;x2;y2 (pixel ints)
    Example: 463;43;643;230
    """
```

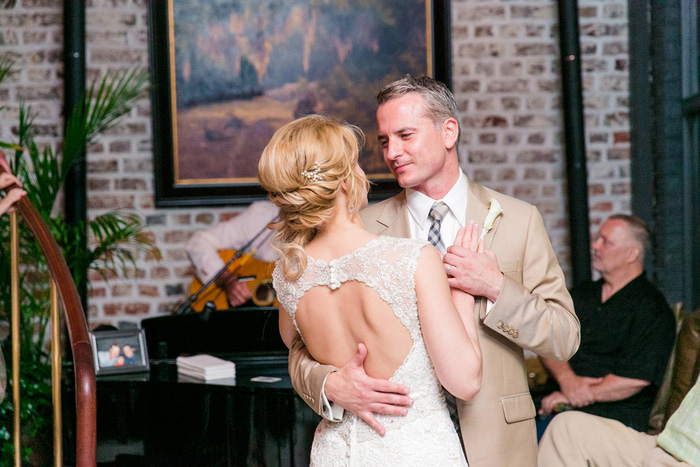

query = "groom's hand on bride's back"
325;343;413;436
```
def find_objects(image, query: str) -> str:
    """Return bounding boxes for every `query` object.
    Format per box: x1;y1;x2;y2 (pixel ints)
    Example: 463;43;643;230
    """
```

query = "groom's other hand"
325;343;413;436
445;222;504;302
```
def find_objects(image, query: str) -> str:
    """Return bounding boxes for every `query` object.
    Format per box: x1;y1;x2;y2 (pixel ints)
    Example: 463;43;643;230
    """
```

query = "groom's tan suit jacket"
288;179;580;467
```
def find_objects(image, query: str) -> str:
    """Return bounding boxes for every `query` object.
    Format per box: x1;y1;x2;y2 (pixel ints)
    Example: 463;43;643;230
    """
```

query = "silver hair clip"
302;162;324;182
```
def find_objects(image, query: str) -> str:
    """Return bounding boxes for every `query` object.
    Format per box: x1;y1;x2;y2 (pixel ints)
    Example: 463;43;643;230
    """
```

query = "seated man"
185;200;279;307
538;375;700;466
538;214;675;433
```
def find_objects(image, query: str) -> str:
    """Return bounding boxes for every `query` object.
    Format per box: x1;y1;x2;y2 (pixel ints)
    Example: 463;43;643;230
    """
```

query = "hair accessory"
302;162;324;182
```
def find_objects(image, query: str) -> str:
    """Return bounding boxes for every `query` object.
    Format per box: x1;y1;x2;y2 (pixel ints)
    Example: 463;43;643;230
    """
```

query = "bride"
258;115;482;466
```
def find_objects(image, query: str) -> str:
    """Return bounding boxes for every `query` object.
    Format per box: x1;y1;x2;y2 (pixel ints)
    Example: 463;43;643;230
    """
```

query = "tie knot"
428;202;449;223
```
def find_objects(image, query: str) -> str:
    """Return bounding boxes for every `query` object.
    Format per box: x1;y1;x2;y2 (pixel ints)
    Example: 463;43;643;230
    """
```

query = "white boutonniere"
478;198;503;244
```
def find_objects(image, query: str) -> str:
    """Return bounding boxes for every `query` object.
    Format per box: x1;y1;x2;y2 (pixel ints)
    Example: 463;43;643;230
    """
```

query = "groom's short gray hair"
376;74;460;144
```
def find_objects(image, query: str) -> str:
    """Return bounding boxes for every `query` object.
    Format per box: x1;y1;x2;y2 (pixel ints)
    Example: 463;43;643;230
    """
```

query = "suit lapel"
375;191;411;238
465;180;502;317
466;179;500;250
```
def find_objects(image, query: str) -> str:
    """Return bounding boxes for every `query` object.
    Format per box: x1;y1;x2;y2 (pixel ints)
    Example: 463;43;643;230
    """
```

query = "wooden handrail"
1;170;96;466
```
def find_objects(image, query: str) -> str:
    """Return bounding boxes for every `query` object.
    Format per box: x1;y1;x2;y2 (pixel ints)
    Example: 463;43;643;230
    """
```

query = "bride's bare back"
275;224;481;400
295;252;414;380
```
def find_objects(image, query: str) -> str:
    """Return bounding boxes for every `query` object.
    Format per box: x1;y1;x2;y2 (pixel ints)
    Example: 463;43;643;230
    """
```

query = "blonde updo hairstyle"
258;115;369;280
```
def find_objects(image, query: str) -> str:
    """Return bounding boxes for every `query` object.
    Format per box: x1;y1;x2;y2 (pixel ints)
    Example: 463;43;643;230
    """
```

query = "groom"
288;75;580;467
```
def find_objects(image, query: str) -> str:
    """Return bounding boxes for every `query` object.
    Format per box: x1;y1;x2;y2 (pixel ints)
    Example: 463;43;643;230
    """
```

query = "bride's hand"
458;221;483;252
445;222;504;302
448;225;476;308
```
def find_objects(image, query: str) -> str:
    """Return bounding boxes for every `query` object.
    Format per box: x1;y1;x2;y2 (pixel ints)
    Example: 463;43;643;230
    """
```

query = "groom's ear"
442;117;459;150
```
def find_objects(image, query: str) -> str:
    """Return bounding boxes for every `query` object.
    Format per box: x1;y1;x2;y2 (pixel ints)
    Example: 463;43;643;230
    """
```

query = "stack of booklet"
176;354;236;381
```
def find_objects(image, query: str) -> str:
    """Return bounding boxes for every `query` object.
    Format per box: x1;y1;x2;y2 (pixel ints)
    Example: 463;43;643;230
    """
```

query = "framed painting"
148;0;451;207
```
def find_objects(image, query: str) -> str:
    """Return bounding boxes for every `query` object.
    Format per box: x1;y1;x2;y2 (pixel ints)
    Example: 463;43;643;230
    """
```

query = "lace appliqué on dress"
273;236;468;467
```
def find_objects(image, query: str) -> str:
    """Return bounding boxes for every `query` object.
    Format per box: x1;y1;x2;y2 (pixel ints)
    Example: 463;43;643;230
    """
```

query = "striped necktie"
427;202;449;253
427;202;461;433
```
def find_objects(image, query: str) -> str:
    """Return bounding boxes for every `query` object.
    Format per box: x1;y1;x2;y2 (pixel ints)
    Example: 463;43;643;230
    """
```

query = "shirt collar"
406;170;468;228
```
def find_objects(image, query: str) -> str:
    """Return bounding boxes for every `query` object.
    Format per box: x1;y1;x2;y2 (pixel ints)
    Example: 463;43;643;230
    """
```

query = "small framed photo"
90;329;150;375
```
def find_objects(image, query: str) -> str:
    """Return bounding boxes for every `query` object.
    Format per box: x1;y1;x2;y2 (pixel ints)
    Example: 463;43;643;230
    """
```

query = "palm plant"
0;54;161;462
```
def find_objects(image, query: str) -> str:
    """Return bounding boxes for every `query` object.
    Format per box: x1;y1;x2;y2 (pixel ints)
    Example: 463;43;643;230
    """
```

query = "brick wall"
0;0;631;328
452;0;630;280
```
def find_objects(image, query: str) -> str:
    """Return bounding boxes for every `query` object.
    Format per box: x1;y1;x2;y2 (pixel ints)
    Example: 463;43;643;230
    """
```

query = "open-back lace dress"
273;236;468;466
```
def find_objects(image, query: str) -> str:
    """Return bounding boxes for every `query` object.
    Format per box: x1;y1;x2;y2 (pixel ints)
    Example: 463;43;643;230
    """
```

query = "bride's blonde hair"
258;115;369;280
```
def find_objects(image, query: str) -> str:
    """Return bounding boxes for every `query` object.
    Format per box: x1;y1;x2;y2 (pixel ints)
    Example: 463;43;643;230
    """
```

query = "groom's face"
376;93;456;198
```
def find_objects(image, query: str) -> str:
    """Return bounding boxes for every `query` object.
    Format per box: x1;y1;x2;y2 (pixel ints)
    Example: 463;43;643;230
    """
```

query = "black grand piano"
72;307;320;466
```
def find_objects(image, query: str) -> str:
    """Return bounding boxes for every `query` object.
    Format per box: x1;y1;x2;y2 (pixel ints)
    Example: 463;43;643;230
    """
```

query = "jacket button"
497;321;504;329
513;331;519;338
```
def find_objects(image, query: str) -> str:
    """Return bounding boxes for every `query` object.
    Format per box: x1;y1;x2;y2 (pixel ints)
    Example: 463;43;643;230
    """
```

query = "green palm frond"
6;67;149;218
18;143;61;216
86;68;149;140
11;102;36;172
15;101;35;147
0;57;157;332
0;55;8;113
0;54;12;84
87;211;162;280
63;68;149;176
0;141;23;152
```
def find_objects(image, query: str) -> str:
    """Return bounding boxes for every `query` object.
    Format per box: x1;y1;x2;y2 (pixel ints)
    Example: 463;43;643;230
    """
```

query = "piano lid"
141;306;287;361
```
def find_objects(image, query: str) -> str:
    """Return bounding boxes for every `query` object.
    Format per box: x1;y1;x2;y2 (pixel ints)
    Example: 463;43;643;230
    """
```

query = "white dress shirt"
405;170;495;314
405;170;469;250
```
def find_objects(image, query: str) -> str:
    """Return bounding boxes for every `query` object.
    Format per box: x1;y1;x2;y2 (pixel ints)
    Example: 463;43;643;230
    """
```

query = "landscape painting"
149;0;448;206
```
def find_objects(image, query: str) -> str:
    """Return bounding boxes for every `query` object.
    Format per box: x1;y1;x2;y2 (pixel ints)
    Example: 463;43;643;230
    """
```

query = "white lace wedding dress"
273;236;468;466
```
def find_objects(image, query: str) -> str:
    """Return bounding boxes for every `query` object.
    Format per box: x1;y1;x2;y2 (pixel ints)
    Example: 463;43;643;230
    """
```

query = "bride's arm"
450;223;483;364
416;246;482;401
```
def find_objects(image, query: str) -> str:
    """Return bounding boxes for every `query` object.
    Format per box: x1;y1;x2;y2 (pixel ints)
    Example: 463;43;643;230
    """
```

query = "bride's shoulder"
377;235;426;248
375;236;427;258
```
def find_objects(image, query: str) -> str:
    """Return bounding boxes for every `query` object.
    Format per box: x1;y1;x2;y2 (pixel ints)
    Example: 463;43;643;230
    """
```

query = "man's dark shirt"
566;273;675;431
